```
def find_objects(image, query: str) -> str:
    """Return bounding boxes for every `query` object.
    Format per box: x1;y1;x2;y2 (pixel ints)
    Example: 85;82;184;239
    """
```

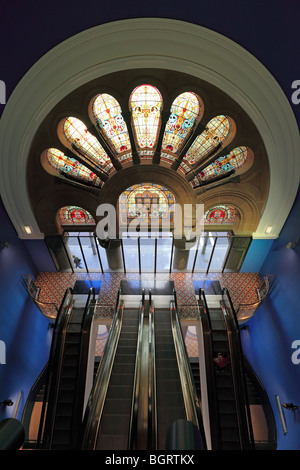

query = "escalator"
198;287;254;450
81;291;143;450
37;286;96;450
154;307;187;449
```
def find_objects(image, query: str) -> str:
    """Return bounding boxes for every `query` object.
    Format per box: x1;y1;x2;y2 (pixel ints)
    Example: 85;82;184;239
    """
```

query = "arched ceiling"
0;19;298;239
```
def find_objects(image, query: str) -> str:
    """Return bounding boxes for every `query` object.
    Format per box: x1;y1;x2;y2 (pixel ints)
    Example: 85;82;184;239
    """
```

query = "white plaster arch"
0;18;299;239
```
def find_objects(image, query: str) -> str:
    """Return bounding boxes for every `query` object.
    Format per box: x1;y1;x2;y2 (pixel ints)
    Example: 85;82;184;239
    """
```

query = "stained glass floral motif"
162;92;201;154
63;117;113;172
184;115;231;165
193;146;249;186
46;148;103;187
59;206;96;226
92;93;132;157
129;85;162;155
119;183;176;225
203;205;238;225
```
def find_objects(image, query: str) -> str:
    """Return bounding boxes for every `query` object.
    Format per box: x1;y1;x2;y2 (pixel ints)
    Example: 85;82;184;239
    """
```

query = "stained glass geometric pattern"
119;183;176;225
59;206;96;226
193;146;249;185
63;117;113;172
203;205;238;225
184;115;231;165
92;93;132;157
129;85;162;155
46;148;103;187
162;92;201;154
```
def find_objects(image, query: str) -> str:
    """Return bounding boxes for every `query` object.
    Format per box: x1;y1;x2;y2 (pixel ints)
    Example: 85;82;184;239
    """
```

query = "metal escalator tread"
96;308;139;450
154;308;186;450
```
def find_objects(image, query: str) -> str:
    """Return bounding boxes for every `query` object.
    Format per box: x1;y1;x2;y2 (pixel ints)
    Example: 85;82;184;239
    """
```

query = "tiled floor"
35;271;262;358
35;271;263;318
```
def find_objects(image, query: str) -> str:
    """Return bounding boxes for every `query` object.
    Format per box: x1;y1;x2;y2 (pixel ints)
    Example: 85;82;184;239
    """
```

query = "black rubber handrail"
197;288;221;449
80;289;124;449
37;287;73;447
221;287;255;450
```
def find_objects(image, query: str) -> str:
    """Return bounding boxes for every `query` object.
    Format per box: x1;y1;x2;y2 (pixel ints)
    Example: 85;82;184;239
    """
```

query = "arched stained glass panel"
59;206;96;226
46;148;103;187
119;183;176;225
129;85;162;155
203;205;238;225
162;92;201;154
63;117;112;171
92;93;132;155
184;115;231;165
194;146;249;185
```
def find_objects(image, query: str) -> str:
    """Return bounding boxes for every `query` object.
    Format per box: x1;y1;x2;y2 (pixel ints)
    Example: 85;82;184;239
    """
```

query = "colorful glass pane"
92;93;132;155
119;183;176;225
46;148;102;187
184;115;231;165
59;206;96;226
203;205;238;225
129;85;162;154
162;92;201;154
63;117;112;171
194;146;249;185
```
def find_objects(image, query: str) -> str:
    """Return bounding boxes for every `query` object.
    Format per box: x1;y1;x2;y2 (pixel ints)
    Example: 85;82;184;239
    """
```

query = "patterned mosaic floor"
35;271;263;358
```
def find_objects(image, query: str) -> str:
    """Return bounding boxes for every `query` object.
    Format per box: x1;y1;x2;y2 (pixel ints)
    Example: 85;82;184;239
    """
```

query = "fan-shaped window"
129;85;162;157
184;115;232;165
62;117;113;172
161;92;201;155
203;205;239;225
92;93;132;160
58;206;96;226
119;183;176;226
44;148;103;187
193;146;251;186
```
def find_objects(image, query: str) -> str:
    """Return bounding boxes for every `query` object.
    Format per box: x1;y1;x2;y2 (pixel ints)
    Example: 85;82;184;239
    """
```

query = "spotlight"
286;238;299;249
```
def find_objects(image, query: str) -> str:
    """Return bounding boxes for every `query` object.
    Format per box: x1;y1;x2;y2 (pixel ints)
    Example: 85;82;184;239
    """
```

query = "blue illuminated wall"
241;186;300;450
0;199;53;421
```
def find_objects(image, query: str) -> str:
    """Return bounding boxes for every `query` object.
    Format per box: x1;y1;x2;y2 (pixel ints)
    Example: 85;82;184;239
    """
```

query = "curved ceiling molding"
0;18;299;238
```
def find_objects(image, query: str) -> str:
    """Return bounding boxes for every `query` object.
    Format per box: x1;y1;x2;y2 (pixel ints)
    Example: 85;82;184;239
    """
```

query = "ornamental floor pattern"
35;271;263;358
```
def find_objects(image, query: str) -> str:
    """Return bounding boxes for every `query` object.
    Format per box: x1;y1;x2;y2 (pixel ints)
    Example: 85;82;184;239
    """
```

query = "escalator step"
104;398;132;415
157;390;184;407
111;363;135;376
218;400;237;414
109;372;134;387
97;433;128;450
105;384;133;400
99;413;130;435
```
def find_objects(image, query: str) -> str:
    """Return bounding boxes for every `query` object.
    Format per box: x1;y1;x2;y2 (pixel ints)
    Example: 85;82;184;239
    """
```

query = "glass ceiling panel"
162;92;201;154
63;117;112;171
46;148;102;187
92;93;132;156
193;146;249;185
184;115;231;165
129;84;162;154
59;205;96;226
203;205;239;224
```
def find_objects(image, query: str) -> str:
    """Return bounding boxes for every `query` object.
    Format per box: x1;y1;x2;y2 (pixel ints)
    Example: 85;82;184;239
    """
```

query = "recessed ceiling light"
24;226;32;234
265;225;272;234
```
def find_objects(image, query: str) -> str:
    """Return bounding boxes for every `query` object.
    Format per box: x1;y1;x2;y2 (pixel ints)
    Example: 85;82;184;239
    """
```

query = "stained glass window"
184;115;231;165
62;117;113;172
162;92;201;154
119;183;176;225
193;146;249;186
129;85;162;156
46;148;103;187
203;205;238;225
58;206;96;226
92;93;132;158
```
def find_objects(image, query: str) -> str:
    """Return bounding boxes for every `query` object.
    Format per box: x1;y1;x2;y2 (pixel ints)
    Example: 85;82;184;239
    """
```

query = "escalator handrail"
71;287;96;448
221;287;255;450
197;288;221;449
80;289;124;449
37;287;74;447
169;296;203;435
128;296;145;449
149;300;157;450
